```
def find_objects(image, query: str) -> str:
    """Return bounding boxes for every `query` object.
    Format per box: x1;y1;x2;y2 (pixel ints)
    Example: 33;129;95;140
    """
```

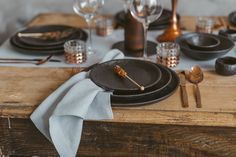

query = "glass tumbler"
96;17;114;36
195;17;215;34
64;40;87;64
156;42;180;68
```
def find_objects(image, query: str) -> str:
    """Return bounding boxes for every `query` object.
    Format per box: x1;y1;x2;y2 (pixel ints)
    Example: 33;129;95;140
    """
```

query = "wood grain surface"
1;13;236;157
0;67;235;127
1;118;236;157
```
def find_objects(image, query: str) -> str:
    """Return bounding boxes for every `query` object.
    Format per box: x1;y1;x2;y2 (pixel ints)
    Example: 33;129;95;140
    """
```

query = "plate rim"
111;68;179;107
112;62;172;98
89;59;162;93
16;25;80;46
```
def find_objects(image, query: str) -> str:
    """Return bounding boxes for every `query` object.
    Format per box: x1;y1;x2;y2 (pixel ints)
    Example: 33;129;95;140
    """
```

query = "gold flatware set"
179;66;204;108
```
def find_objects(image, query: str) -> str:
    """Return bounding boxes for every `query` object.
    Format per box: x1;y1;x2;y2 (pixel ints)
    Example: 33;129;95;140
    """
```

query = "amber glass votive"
64;40;87;64
156;42;180;68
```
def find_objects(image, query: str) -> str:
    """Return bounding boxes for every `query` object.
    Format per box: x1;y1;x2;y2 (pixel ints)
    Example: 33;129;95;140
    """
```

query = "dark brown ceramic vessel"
215;57;236;76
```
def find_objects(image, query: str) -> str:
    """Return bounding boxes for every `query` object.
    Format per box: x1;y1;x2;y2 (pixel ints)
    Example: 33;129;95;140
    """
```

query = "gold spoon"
188;66;204;108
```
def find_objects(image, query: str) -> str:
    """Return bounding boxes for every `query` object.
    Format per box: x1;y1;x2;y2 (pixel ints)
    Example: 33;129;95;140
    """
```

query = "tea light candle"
64;40;87;64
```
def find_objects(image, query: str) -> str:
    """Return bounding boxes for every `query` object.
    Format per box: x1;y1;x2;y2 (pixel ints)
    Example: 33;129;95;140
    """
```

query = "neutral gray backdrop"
0;0;235;44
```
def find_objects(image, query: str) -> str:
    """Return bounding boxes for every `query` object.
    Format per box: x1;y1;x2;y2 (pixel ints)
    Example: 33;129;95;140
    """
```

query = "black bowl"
229;11;236;26
215;57;236;76
219;29;236;42
185;34;220;51
176;33;234;60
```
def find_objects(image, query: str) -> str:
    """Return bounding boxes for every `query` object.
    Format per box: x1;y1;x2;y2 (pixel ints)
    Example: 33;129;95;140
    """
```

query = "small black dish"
228;11;236;26
219;29;236;42
186;34;220;51
215;56;236;76
176;33;234;60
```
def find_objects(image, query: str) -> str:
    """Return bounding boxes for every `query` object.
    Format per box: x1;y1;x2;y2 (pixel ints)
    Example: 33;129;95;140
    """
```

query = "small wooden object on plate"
114;65;145;91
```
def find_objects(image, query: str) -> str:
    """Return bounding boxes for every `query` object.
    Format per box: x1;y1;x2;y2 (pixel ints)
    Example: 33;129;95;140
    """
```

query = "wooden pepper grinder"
124;10;144;52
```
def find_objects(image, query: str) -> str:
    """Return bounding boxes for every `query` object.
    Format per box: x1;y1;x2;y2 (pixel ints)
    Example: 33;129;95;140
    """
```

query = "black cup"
219;29;236;42
215;57;236;76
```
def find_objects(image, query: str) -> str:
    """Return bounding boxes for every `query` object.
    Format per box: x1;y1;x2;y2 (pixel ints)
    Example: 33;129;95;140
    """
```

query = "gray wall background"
0;0;235;44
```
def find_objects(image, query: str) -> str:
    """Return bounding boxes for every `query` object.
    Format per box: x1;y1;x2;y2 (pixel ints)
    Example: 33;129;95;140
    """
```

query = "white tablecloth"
0;29;235;70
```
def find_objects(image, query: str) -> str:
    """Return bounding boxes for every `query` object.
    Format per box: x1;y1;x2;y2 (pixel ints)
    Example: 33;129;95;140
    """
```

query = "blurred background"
0;0;235;44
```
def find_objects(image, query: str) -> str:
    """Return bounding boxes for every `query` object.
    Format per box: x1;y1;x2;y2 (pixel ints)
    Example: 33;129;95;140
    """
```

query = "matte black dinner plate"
111;67;179;107
111;41;157;57
115;9;180;30
176;33;234;60
112;62;172;97
17;25;87;47
229;11;236;26
10;35;64;54
10;26;87;54
90;59;162;93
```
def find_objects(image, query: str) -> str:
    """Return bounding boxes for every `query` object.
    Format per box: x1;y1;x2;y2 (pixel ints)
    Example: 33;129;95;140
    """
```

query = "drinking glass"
130;0;163;58
73;0;104;55
122;0;132;12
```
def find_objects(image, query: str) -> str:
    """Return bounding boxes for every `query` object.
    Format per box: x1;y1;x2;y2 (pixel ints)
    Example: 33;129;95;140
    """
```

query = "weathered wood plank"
1;118;236;157
0;67;236;127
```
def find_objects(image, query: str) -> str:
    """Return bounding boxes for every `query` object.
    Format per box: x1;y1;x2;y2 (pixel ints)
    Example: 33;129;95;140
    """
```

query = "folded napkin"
30;49;124;157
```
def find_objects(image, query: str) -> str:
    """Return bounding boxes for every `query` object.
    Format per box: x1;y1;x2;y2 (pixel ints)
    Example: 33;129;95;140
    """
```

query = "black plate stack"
89;59;180;107
10;25;87;55
115;9;180;30
176;33;234;60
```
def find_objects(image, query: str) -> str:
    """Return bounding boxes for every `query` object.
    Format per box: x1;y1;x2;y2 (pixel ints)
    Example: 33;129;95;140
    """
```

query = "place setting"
89;58;179;106
10;25;88;55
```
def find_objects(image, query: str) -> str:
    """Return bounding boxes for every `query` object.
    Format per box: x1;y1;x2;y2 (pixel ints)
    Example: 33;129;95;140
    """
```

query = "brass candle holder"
156;0;181;42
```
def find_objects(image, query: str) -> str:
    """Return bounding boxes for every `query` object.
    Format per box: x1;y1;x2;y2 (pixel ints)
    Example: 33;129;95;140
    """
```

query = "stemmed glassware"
122;0;132;12
130;0;163;58
73;0;104;55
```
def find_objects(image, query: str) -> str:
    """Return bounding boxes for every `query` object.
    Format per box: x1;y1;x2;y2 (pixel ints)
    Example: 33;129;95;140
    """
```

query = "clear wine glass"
130;0;163;59
122;0;132;12
73;0;104;55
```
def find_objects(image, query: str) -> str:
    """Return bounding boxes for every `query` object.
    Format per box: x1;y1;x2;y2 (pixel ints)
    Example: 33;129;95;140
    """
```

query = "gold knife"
179;72;189;108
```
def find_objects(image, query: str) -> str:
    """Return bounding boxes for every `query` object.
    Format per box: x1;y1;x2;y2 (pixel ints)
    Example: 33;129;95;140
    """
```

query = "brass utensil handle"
195;84;202;108
180;86;189;108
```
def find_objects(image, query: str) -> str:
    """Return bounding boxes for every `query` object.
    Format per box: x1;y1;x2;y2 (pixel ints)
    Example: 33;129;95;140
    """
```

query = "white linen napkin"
30;49;124;157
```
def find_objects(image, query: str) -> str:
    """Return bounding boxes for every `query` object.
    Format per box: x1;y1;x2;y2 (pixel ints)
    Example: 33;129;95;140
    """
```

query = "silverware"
114;65;145;91
179;71;189;108
0;55;58;65
0;57;61;62
188;66;204;108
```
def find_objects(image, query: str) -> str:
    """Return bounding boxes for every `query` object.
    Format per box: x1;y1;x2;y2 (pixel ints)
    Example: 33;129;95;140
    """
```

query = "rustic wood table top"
1;13;236;128
1;13;236;157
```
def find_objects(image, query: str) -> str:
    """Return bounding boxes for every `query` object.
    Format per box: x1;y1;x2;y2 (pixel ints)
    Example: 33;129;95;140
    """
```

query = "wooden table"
1;13;236;157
